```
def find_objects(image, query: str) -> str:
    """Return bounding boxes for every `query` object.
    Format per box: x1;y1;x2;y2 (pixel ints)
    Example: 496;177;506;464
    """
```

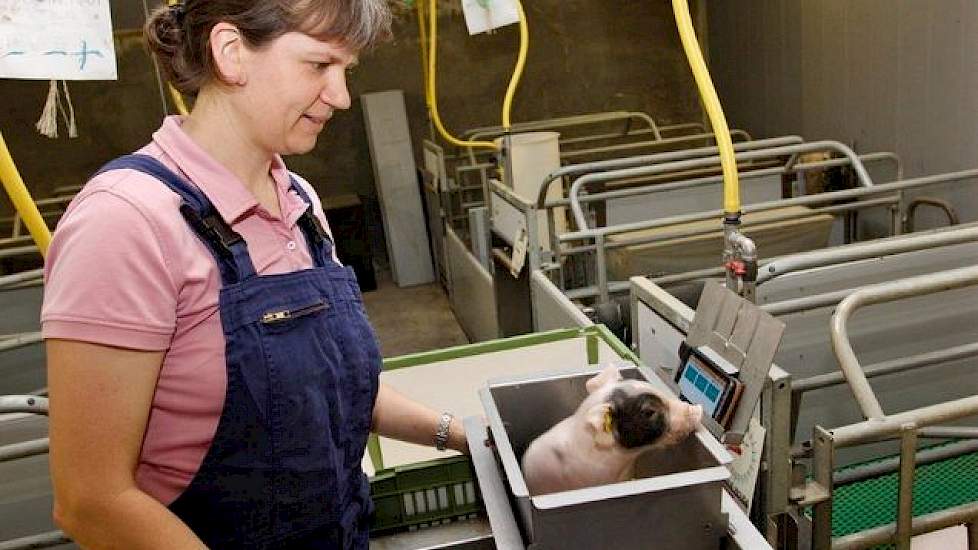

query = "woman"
42;2;466;548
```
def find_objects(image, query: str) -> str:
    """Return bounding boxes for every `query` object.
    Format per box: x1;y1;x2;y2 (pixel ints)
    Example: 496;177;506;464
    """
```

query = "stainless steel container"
480;365;732;550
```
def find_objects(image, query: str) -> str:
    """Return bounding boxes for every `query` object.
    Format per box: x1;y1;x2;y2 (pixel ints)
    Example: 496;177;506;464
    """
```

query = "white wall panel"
708;1;978;220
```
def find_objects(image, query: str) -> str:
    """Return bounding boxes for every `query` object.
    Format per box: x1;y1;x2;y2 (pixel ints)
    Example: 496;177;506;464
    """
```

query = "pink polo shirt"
41;116;339;505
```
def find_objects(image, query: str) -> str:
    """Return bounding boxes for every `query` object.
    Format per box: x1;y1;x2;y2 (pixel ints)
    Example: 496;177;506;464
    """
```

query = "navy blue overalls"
97;155;382;549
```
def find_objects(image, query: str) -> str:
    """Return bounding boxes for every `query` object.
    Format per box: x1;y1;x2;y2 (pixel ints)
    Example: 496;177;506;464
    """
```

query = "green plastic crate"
366;326;634;536
369;455;484;535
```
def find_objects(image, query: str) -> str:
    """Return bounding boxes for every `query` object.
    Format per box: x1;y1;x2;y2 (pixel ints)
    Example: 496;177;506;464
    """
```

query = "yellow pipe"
166;0;189;116
416;0;429;92
501;0;529;130
426;0;497;149
672;0;740;216
0;131;51;256
168;85;189;116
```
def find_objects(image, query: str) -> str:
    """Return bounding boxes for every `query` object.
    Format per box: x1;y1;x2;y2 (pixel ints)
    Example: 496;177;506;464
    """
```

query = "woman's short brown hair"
145;0;392;96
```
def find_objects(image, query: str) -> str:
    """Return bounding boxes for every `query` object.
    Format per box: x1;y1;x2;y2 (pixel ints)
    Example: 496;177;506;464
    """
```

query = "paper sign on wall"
0;0;118;80
461;0;519;35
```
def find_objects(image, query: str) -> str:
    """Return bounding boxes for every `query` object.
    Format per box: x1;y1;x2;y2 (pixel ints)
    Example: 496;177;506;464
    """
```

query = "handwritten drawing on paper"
0;0;118;80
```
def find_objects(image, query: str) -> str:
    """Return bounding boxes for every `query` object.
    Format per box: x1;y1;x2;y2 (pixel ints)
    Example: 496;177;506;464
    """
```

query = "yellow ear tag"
603;410;614;434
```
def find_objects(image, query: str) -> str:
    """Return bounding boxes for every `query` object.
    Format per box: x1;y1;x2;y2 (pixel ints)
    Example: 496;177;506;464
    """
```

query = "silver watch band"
434;412;454;451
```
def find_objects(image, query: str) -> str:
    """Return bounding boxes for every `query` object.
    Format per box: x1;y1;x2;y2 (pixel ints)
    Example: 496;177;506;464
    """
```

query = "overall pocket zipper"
261;300;328;325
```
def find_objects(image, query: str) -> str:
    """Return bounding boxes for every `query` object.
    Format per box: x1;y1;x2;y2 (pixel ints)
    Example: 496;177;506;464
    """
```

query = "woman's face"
237;31;357;156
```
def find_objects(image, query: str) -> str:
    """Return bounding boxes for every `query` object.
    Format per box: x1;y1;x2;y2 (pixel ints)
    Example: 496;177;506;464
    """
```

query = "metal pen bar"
652;266;727;286
659;122;706;135
535;136;805;209
920;426;978;438
567;141;875;229
793;342;978;394
0;437;49;462
560;197;896;257
833;439;978;486
905;196;959;233
0;245;40;259
0;531;71;550
662;217;972;291
558;169;978;242
762;288;865;317
597;197;896;252
556;129;753;162
0;395;48;415
0;268;44;289
545;151;898;211
758;223;978;285
831;265;978;421
832;501;978;550
833;394;978;448
0;332;43;353
462;111;659;141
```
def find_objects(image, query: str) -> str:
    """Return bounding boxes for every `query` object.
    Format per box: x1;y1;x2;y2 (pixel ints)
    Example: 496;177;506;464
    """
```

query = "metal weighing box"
480;365;732;550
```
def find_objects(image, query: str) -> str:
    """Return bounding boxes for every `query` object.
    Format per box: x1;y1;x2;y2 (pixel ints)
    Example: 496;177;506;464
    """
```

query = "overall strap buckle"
298;209;329;245
179;204;243;256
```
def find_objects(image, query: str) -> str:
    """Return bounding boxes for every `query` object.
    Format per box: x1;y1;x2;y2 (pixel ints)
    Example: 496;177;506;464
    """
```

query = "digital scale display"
677;354;726;417
675;344;743;428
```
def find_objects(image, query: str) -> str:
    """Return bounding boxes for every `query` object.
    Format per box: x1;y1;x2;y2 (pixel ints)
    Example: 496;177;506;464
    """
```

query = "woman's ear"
209;22;248;86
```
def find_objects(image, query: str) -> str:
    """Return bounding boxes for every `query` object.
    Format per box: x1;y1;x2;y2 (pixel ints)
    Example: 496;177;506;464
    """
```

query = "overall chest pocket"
250;298;337;436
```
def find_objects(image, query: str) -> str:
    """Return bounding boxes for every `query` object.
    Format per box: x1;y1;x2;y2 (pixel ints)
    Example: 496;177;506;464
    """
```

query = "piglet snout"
664;401;702;443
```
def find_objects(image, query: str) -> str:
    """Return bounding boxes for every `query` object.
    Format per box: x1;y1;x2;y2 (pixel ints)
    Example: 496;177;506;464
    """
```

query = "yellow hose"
166;0;189;115
416;0;429;93
0;131;51;256
672;0;740;216
426;0;496;150
501;0;529;130
168;85;189;116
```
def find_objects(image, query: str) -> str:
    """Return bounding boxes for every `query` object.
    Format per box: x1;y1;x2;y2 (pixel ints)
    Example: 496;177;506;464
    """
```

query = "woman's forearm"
371;384;468;453
55;486;205;550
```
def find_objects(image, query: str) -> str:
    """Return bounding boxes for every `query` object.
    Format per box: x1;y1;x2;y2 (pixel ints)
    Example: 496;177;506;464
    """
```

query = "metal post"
760;369;793;538
896;423;918;550
468;206;491;271
812;426;835;550
594;233;609;303
586;332;599;365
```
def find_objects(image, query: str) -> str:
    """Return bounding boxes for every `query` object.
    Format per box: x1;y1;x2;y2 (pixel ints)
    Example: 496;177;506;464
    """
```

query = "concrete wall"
708;1;978;218
1;1;701;264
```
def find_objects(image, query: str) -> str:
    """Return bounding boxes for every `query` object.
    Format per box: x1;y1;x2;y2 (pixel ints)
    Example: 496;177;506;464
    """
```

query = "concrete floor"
361;272;469;358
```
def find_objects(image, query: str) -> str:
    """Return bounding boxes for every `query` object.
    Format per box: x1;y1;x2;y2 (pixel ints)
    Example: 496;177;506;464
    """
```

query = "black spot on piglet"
609;388;668;449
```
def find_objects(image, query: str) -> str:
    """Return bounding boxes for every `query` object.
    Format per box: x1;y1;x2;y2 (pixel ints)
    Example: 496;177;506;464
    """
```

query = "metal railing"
556;169;978;302
807;265;978;549
564;140;876;230
0;396;69;550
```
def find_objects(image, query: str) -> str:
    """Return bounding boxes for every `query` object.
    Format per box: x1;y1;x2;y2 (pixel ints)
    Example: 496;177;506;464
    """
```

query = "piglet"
521;364;703;495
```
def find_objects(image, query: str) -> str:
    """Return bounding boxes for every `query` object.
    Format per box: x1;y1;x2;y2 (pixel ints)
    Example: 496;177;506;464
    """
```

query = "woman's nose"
321;71;351;110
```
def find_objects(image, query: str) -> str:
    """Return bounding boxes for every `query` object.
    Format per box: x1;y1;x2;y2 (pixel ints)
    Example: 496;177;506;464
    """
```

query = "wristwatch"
434;412;454;451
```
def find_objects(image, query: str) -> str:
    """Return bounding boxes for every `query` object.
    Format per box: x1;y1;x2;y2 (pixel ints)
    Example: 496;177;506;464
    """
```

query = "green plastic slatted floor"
827;447;978;549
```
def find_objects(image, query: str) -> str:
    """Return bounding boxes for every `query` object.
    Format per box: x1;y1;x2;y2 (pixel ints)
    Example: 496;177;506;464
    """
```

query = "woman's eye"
312;61;330;71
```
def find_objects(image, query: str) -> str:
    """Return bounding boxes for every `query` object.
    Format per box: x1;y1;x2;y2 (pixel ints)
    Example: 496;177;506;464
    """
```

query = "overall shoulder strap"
95;154;256;284
287;175;334;268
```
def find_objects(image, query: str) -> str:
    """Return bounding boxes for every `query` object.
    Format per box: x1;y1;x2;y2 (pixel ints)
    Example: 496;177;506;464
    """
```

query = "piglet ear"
585;402;617;448
586;364;622;394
